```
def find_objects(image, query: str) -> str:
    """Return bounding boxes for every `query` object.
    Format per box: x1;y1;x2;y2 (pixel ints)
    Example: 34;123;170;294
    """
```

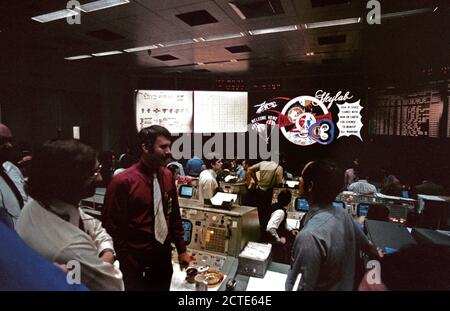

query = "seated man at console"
198;153;223;203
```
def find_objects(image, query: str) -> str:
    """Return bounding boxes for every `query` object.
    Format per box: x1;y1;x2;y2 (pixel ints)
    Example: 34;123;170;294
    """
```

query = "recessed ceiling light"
31;9;79;23
79;0;130;13
123;45;159;53
304;17;360;29
230;59;238;63
64;55;92;60
381;8;432;19
92;50;123;56
433;6;439;12
248;25;298;35
158;39;195;47
202;32;245;42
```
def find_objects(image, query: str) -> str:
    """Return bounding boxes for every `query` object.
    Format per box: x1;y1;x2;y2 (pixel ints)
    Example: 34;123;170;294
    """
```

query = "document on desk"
210;192;237;206
246;271;287;291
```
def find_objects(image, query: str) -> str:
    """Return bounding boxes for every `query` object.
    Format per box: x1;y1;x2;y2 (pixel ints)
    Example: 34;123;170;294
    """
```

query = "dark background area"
0;0;449;190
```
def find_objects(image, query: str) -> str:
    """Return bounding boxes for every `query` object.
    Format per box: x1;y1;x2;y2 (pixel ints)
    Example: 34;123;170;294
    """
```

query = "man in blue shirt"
286;160;379;291
186;155;204;177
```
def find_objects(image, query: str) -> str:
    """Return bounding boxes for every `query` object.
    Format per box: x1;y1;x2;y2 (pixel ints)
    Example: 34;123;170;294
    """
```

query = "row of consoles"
80;184;450;290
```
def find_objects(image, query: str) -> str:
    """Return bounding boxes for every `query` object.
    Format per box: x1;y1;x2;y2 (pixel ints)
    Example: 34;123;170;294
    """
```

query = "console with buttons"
178;198;259;257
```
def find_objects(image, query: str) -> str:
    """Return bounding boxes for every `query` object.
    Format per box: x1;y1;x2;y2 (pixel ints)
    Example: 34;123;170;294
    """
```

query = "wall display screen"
369;88;444;137
193;91;248;133
135;90;193;133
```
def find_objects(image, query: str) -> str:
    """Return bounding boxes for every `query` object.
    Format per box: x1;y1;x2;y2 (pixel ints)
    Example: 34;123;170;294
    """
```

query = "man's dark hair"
28;139;97;203
381;244;450;290
277;189;292;207
204;153;221;169
137;125;171;151
302;160;342;204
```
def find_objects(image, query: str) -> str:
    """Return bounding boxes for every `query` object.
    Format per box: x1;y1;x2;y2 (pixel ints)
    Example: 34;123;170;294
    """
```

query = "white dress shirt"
3;161;28;204
0;177;22;228
198;169;218;202
348;179;377;194
17;198;124;291
266;209;293;241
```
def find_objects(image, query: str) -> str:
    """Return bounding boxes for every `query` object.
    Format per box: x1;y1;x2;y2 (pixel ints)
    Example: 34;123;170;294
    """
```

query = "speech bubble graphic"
337;100;363;140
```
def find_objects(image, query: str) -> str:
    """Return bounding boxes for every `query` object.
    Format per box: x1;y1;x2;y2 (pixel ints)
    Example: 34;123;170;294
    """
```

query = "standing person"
248;158;284;236
348;167;377;195
16;139;123;291
0;123;25;228
103;125;191;291
265;189;297;264
198;154;223;202
344;158;359;190
286;160;379;291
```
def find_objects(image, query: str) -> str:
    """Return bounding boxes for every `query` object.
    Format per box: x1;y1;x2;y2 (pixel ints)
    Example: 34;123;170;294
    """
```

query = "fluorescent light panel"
248;25;298;35
158;39;195;47
228;2;247;20
304;17;361;29
381;8;432;19
64;55;92;60
31;9;78;23
79;0;130;13
203;32;245;42
123;45;159;53
92;50;123;56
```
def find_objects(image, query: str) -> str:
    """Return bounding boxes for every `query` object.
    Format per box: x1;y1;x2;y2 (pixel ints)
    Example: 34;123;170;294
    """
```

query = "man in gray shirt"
286;160;379;291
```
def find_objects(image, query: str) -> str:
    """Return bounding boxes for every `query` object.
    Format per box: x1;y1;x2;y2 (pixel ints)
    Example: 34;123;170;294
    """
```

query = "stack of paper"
239;242;272;261
210;192;238;206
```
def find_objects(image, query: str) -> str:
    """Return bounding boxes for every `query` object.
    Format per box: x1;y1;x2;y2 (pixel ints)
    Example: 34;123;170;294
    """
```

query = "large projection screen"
135;90;193;133
194;91;248;133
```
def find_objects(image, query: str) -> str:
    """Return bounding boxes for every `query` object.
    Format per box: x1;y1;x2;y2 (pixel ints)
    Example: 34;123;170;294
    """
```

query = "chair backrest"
367;204;390;222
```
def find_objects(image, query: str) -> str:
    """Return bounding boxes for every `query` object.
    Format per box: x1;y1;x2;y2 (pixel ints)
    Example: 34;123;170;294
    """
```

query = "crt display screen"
179;185;193;198
295;197;309;212
181;219;192;245
402;191;409;198
358;204;370;217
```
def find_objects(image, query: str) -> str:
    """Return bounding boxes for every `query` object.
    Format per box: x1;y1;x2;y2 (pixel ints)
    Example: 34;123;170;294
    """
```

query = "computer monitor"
181;219;193;245
357;203;370;217
179;185;193;198
402;190;409;199
295;197;309;212
333;201;345;209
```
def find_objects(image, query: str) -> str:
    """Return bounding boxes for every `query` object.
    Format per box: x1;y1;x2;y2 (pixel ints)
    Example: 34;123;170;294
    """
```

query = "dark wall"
1;58;132;155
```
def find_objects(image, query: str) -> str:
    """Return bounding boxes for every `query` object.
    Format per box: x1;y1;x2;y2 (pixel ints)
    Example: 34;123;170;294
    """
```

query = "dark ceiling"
0;0;449;78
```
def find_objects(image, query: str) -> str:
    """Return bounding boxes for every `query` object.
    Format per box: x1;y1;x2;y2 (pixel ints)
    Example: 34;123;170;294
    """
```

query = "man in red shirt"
103;125;191;290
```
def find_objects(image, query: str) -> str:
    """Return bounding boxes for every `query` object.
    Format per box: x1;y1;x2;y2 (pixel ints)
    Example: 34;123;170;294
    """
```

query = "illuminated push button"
212;216;217;222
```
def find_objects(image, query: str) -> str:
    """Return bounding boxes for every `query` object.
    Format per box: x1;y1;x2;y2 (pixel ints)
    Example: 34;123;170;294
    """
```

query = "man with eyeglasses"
103;125;191;291
0;123;27;229
16;139;124;290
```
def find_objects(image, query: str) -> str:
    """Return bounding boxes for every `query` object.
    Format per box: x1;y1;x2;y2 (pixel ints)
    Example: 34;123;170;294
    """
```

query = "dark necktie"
0;169;24;208
79;217;85;231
